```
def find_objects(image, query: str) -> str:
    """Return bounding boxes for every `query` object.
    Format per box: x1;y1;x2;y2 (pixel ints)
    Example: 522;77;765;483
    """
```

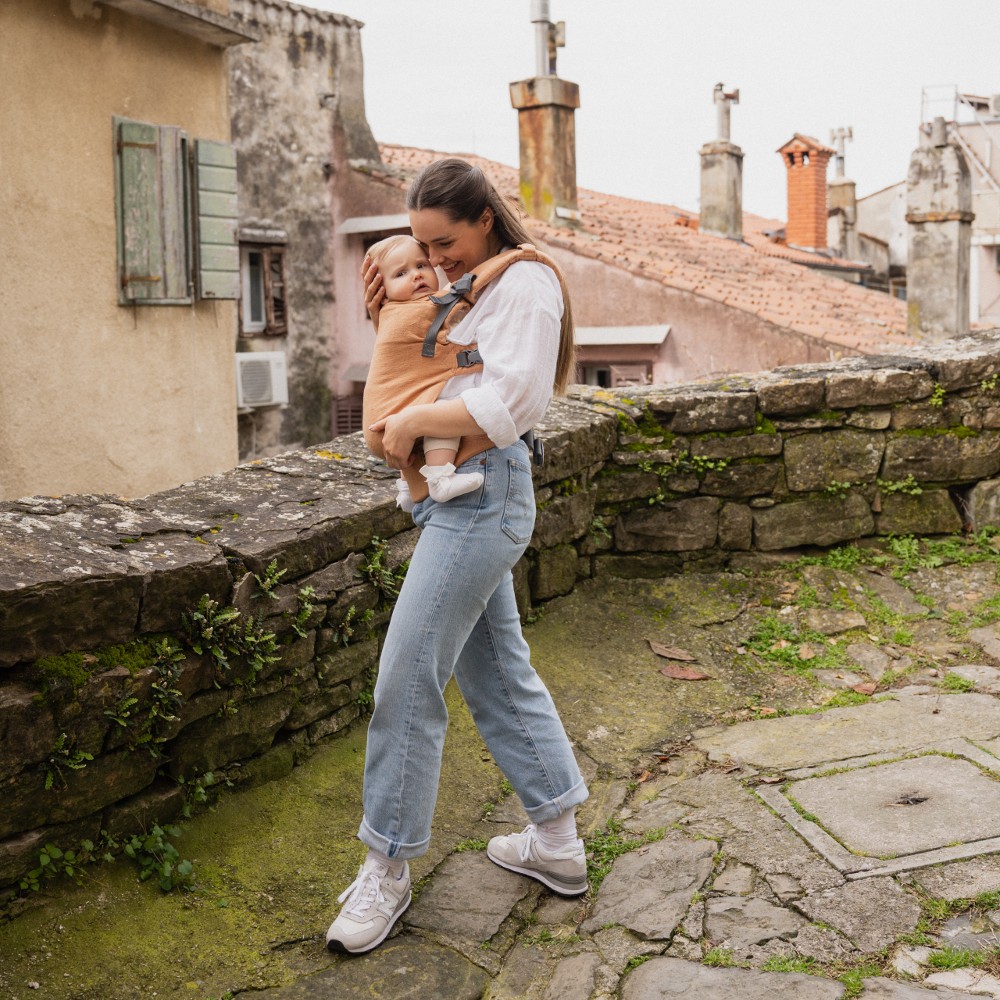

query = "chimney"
827;127;858;260
905;116;973;340
777;133;835;251
509;1;580;225
699;83;743;241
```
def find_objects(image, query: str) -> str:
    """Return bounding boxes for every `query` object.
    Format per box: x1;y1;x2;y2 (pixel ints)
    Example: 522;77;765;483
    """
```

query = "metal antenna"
830;126;854;177
530;0;565;76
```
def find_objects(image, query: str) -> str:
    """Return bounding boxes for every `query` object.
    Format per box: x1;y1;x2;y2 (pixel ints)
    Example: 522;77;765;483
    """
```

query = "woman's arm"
370;398;482;469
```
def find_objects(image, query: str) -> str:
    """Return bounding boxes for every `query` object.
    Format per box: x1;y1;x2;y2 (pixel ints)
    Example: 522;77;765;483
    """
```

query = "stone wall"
4;331;1000;897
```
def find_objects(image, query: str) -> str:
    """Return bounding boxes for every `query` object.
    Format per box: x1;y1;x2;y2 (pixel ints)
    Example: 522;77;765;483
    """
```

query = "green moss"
755;413;778;434
35;652;90;691
897;425;979;438
94;639;164;675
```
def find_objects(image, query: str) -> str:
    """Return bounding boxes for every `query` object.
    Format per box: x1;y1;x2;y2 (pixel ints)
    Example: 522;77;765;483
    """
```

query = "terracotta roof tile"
378;144;913;354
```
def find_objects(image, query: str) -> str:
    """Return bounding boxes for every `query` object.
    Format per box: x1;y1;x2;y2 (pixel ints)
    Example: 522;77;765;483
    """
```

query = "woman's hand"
369;414;417;469
360;254;386;332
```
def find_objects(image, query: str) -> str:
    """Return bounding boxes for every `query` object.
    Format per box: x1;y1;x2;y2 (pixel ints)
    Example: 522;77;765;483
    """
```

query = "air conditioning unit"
235;351;288;408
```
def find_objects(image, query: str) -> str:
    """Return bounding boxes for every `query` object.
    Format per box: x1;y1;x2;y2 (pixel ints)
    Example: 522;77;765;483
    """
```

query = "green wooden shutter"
195;139;239;300
114;117;190;305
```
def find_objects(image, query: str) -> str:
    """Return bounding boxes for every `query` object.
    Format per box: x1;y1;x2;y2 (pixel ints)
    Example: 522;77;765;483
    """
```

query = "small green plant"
825;480;853;498
123;824;195;892
877;475;923;496
181;595;277;690
702;947;736;968
18;838;106;892
252;559;286;599
43;733;94;790
840;963;883;998
292;584;317;638
761;954;821;974
359;537;404;599
941;672;976;693
586;819;665;893
927;946;978;969
590;515;612;542
929;383;946;407
982;374;999;392
332;604;375;646
453;838;488;852
823;544;868;571
624;955;653;972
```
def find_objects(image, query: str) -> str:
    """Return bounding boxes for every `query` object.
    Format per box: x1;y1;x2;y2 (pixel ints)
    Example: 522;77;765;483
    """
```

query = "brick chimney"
509;1;579;225
777;134;835;251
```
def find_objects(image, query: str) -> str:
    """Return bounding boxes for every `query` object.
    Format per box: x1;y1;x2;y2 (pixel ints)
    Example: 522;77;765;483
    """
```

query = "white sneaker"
325;857;411;954
486;824;588;896
420;463;484;503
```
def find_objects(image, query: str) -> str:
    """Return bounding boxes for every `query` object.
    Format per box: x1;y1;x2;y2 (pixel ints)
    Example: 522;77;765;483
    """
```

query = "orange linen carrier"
362;244;566;468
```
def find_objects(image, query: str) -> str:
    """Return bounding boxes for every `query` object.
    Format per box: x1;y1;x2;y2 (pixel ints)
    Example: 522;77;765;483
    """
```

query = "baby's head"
368;235;439;302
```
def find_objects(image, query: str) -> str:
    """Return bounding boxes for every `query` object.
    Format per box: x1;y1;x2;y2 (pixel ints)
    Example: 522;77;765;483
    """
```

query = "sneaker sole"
486;847;588;897
325;891;411;955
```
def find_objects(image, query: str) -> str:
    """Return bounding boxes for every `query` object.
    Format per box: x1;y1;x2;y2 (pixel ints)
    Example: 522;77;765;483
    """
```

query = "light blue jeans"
358;441;588;860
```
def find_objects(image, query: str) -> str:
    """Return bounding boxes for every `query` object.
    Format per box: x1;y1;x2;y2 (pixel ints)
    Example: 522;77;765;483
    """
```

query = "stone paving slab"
620;957;845;998
581;835;716;938
694;690;1000;770
906;854;1000;899
859;977;975;999
703;896;807;951
247;936;489;999
789;754;1000;856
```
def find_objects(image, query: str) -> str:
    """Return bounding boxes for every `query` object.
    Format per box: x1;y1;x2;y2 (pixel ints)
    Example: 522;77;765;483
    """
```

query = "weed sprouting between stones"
585;819;665;894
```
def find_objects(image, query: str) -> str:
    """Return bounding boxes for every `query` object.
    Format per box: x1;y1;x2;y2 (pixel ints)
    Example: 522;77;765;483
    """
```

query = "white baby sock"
420;463;484;503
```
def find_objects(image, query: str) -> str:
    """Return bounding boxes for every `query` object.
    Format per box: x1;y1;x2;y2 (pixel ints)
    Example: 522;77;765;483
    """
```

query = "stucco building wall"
0;0;239;501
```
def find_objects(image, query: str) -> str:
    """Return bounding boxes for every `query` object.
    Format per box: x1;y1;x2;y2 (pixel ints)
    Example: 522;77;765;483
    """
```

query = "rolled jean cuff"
522;776;590;826
357;816;430;861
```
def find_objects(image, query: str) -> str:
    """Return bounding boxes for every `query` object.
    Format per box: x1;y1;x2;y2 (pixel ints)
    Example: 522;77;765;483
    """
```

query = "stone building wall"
4;331;1000;898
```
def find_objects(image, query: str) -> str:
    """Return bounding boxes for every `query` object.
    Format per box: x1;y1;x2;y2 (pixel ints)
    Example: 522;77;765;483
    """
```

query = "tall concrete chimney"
509;1;580;225
906;116;973;340
777;133;835;251
699;83;743;240
827;126;858;260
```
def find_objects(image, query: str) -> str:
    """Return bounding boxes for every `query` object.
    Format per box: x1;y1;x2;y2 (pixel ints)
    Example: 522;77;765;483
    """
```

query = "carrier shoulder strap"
420;245;541;358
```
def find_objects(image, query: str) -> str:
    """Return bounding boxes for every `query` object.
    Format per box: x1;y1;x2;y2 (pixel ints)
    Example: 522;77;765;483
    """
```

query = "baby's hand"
361;254;385;332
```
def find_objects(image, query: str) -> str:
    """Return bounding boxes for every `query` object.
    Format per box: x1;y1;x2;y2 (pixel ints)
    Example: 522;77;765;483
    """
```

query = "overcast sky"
301;1;1000;221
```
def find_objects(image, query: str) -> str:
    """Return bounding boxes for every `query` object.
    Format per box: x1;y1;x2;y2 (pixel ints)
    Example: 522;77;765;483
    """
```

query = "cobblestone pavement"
255;542;1000;999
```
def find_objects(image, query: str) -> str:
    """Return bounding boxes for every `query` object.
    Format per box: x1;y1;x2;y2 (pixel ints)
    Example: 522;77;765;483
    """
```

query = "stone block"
690;434;783;460
101;781;186;840
593;469;661;504
753;495;874;550
532;489;596;549
315;637;378;689
299;552;365;601
594;554;683;579
532;544;579;601
650;391;757;433
876;490;963;536
0;815;102;889
967;477;1000;531
719;503;753;550
704;896;806;949
0;748;159;840
784;429;884;491
825;369;934;408
535;398;618;486
755;375;827;416
846;409;892;430
284;681;355;731
883;430;1000;482
615;498;720;552
701;463;780;498
622;958;845;999
306;701;361;743
165;687;297;779
0;681;58;780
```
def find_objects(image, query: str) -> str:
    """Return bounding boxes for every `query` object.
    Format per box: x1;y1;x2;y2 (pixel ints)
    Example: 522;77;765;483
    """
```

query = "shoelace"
515;824;539;862
337;866;386;919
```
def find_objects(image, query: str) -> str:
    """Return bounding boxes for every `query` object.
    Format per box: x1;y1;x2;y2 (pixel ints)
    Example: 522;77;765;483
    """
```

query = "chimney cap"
776;133;836;157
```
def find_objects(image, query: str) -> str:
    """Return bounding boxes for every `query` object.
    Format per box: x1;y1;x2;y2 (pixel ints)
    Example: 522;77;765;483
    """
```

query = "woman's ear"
479;207;495;234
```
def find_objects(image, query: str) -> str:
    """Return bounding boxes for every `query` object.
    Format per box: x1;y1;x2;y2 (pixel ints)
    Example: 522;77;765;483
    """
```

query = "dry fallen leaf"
798;644;816;661
659;663;712;681
759;775;783;784
851;682;878;695
770;639;791;651
648;639;698;661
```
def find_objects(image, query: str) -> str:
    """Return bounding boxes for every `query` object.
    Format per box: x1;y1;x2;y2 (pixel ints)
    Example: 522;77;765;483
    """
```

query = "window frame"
239;244;288;337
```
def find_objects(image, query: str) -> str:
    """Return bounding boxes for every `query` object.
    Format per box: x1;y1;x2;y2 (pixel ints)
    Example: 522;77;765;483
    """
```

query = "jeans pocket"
501;457;535;545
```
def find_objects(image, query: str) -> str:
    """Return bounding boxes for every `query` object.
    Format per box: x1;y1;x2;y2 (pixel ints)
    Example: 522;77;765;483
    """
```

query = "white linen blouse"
437;260;563;447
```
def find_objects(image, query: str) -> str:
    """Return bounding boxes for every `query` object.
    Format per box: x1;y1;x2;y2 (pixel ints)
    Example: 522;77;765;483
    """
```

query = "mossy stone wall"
3;330;1000;896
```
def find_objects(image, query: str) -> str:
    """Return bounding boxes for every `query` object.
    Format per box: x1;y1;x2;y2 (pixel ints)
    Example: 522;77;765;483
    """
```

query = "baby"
364;235;485;507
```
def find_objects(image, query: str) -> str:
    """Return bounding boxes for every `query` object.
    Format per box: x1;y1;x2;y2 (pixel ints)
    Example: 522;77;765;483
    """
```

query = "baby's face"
380;241;440;301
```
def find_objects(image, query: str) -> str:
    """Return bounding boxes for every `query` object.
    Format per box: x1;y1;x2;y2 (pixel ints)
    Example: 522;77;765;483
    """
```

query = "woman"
326;158;589;956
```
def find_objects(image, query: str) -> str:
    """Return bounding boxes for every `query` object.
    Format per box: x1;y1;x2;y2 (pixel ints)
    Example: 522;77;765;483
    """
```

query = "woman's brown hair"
407;158;575;394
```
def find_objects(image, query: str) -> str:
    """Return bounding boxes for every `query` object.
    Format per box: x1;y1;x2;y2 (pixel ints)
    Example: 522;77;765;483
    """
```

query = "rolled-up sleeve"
456;262;562;446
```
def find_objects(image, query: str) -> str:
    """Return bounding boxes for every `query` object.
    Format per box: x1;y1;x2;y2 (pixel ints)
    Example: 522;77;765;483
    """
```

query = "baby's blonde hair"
367;234;422;273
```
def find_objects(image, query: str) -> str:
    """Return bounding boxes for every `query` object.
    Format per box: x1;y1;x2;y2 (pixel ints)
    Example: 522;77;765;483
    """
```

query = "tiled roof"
378;144;913;355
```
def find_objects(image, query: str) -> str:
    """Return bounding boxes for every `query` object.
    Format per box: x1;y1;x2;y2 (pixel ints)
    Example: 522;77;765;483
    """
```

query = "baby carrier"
362;243;565;466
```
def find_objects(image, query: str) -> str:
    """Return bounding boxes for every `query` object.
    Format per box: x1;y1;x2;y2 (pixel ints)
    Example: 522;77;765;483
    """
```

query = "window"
113;117;239;305
239;245;288;336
